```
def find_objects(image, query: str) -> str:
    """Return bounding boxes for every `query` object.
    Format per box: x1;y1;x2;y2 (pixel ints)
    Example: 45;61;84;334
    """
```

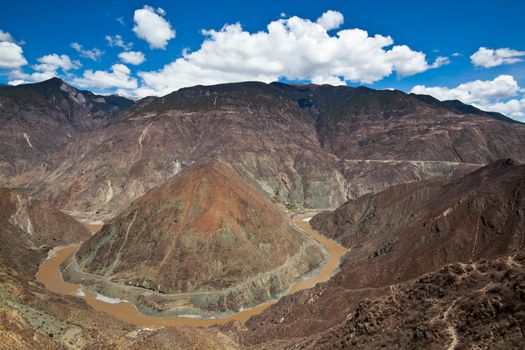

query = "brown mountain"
242;159;525;348
311;158;525;286
293;253;525;349
0;187;90;272
0;188;238;349
63;160;324;315
0;78;132;182
1;79;525;348
0;187;94;348
4;80;522;224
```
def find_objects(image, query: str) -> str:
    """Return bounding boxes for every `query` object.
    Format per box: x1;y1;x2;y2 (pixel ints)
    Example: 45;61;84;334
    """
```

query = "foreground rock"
63;160;325;316
296;254;525;349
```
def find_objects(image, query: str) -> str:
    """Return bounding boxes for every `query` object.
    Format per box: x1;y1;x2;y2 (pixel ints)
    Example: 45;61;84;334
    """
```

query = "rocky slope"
291;253;525;349
0;187;90;271
311;85;524;163
0;187;241;349
0;78;133;182
3;80;525;222
241;159;525;347
63;160;325;315
311;178;446;246
1;79;525;348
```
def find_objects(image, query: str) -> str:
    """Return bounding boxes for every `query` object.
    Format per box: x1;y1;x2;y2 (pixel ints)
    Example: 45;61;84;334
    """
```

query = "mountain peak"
41;76;64;85
68;159;324;314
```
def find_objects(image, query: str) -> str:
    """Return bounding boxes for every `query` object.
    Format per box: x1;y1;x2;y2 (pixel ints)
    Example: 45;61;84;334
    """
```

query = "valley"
0;78;523;349
36;214;347;327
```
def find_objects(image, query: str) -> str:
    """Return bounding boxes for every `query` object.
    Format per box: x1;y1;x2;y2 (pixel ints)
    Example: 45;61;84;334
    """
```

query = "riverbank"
36;214;347;327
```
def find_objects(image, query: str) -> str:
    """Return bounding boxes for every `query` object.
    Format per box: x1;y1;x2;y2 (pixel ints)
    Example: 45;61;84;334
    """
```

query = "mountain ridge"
242;159;525;347
63;160;325;315
3;78;524;222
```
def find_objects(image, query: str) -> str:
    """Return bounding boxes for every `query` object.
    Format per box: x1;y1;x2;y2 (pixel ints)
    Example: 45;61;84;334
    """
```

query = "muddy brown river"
36;216;346;328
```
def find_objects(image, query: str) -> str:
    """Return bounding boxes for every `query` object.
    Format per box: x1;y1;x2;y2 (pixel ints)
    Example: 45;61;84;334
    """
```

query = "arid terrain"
0;79;524;349
64;160;325;316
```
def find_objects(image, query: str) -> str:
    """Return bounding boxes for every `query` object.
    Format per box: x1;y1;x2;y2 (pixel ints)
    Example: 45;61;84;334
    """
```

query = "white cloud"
0;41;27;68
32;54;80;72
430;56;450;68
73;64;138;90
483;98;525;121
8;79;28;86
118;51;145;65
470;47;525;68
133;5;175;49
8;53;80;84
0;29;13;42
8;70;55;85
411;75;525;121
105;34;133;50
411;75;520;105
71;42;104;61
316;10;344;31
452;52;461;57
136;11;445;96
311;75;346;85
386;45;449;76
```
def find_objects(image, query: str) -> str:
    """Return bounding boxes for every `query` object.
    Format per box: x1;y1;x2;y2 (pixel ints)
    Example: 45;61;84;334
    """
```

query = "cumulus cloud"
470;47;525;68
73;64;138;90
105;34;133;50
8;70;54;85
411;75;520;104
311;75;346;86
32;54;80;72
411;75;525;121
71;42;104;61
118;51;145;65
8;53;80;85
136;11;446;96
7;80;28;86
133;5;175;49
483;98;525;121
316;10;344;30
0;29;13;42
386;45;449;76
0;41;27;68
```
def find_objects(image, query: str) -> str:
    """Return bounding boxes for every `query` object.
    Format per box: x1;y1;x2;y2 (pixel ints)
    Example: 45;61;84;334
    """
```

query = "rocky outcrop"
63;161;325;315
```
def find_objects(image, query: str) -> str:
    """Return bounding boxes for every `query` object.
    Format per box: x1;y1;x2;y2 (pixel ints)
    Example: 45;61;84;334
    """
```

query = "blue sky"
1;0;524;120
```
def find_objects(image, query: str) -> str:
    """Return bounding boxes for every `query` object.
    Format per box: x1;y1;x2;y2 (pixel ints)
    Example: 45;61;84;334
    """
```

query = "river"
36;215;346;328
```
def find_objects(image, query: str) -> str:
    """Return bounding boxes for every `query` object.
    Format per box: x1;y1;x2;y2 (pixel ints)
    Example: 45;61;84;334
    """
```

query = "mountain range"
0;78;524;349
